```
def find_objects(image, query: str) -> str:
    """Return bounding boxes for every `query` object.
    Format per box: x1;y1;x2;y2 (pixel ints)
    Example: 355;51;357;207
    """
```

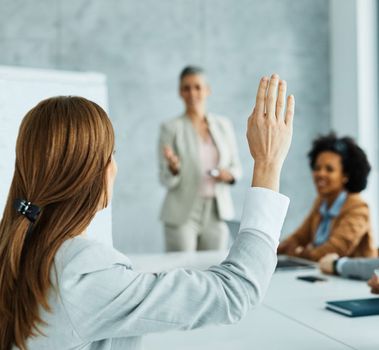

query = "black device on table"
297;275;327;283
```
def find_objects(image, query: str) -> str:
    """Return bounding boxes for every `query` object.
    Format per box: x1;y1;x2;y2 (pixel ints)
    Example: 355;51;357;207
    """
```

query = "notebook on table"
326;297;379;317
276;255;316;271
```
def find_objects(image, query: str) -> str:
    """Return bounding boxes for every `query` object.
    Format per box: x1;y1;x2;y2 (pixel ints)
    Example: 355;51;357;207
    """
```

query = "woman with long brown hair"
0;74;294;350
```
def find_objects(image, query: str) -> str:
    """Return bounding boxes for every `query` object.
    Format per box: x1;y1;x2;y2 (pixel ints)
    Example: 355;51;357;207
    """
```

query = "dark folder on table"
326;297;379;317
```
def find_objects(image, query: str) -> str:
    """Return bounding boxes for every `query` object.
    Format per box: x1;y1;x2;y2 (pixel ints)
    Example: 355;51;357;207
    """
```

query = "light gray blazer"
158;113;242;225
22;188;289;350
339;258;379;280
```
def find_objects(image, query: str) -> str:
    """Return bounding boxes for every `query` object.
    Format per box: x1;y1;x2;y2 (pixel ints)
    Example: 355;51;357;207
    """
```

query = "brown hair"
0;96;115;349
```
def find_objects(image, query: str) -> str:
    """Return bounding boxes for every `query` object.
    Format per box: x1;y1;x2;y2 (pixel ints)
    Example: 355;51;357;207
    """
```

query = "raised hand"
247;74;295;191
163;146;180;175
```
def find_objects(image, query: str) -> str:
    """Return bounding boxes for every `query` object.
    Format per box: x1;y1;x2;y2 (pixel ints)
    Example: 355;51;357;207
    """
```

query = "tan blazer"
158;113;242;225
283;193;377;261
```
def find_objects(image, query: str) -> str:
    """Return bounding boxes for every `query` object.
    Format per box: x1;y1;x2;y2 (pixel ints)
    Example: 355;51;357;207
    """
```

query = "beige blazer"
158;113;242;225
282;193;377;261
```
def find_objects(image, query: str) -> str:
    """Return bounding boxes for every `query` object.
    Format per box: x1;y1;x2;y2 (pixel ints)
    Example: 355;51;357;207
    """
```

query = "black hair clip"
14;199;41;223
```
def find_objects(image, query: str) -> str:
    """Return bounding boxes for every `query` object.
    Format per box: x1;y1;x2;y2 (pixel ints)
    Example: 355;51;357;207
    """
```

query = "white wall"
0;66;112;246
330;0;379;243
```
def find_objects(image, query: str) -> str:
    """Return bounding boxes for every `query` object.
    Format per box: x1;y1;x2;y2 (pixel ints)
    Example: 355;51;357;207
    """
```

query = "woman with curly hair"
278;133;377;261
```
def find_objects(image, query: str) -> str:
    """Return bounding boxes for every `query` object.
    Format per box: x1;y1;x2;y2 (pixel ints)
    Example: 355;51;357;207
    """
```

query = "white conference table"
129;251;379;350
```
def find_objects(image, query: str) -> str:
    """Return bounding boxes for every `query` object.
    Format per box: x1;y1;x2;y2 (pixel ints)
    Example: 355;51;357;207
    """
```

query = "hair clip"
14;199;41;223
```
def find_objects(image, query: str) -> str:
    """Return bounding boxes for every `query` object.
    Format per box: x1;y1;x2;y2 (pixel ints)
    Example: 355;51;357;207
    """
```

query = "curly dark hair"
308;132;371;193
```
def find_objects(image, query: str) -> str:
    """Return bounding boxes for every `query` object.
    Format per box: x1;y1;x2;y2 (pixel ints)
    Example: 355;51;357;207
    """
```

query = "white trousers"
164;197;229;252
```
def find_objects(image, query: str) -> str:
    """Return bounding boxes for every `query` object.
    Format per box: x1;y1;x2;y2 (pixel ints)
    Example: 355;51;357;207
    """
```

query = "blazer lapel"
181;115;201;173
206;114;223;167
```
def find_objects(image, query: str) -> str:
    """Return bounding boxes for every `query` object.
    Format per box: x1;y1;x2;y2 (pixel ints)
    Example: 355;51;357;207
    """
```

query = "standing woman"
159;66;242;252
278;133;377;261
0;74;294;350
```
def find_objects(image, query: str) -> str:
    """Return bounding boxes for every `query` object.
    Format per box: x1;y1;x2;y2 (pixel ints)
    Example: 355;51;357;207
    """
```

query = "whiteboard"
0;66;112;247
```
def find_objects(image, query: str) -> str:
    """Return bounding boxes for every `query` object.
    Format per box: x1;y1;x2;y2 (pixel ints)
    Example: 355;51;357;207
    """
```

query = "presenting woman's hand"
211;169;235;184
163;146;180;175
247;74;295;192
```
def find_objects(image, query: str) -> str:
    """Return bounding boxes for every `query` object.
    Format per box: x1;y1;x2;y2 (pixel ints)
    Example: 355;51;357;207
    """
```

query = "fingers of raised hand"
276;80;287;119
266;74;280;119
254;74;294;124
285;94;295;126
255;77;269;116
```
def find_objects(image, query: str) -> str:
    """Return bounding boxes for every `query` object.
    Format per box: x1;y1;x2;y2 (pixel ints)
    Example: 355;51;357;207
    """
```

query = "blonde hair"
0;96;114;349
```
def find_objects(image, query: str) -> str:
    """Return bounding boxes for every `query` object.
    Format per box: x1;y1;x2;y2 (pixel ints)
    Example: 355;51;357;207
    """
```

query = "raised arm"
61;74;295;341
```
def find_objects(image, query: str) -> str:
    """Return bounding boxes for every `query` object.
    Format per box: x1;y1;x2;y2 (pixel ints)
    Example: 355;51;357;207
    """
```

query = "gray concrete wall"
0;0;330;253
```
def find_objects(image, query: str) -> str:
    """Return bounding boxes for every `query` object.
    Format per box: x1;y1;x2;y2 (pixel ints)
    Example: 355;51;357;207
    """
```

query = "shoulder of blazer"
160;115;187;133
340;193;369;214
207;113;231;127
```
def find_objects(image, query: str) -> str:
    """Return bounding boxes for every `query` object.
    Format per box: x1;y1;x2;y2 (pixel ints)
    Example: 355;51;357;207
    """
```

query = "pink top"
198;135;219;198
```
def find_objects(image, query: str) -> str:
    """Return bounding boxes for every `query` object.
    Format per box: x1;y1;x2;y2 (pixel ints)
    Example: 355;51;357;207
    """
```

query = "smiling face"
312;151;348;199
179;73;210;112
